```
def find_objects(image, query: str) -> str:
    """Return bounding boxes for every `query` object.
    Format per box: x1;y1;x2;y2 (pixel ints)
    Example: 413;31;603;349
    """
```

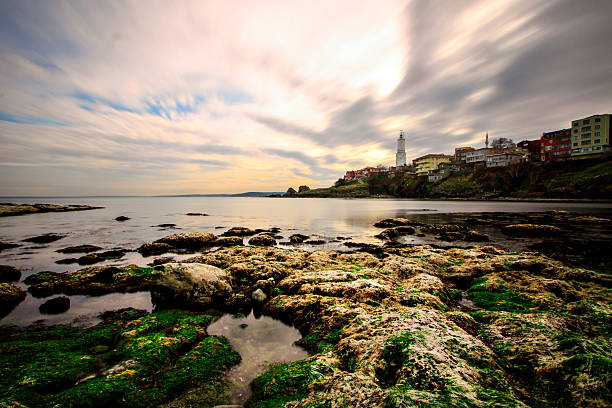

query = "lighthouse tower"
396;131;406;167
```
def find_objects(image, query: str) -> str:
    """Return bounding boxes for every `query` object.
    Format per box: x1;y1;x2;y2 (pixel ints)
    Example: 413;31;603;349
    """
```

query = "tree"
491;137;515;150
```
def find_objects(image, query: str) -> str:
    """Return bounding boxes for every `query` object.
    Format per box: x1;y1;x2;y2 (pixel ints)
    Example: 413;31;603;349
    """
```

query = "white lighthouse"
396;130;406;167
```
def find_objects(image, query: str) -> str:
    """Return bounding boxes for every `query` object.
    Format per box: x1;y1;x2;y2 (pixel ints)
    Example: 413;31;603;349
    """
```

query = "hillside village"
343;113;611;184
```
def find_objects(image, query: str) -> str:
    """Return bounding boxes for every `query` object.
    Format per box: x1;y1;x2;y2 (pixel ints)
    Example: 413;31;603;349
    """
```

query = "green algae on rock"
0;309;240;408
0;282;26;318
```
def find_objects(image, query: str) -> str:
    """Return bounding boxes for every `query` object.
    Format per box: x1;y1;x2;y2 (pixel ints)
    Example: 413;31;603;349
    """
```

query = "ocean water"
1;196;611;326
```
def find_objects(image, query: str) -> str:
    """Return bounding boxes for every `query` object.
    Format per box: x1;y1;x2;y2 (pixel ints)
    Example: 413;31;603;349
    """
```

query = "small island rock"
39;296;70;314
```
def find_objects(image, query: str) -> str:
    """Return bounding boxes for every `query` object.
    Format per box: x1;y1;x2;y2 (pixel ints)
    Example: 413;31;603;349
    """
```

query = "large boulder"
150;263;232;309
502;224;561;237
0;265;21;282
0;283;26;317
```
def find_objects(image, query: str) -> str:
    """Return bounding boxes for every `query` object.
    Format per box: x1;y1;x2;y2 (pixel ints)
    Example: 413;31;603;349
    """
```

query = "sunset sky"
1;0;611;195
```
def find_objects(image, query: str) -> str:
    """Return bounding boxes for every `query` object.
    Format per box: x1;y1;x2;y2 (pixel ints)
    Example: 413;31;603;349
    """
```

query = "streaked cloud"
0;0;611;195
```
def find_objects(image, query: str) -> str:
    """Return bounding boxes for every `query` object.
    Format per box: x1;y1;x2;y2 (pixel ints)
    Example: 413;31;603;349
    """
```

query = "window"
593;146;602;151
574;135;578;140
594;139;601;144
583;119;590;124
595;118;601;122
582;126;591;131
581;140;591;145
572;148;580;153
573;142;578;147
573;129;578;133
573;121;580;127
595;125;601;129
595;132;601;137
582;133;591;138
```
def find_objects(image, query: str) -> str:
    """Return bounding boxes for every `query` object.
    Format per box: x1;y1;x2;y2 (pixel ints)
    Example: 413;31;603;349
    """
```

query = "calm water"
1;196;611;325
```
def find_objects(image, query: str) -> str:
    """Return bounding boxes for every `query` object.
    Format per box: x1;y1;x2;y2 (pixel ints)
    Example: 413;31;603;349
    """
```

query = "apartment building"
570;114;611;158
465;148;495;168
413;154;453;176
454;147;475;163
486;152;523;168
540;129;571;161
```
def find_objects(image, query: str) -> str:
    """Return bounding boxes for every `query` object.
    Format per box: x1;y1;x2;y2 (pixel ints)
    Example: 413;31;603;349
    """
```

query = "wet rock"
39;296;70;314
373;218;414;228
56;245;102;254
0;265;21;282
464;230;490;242
137;242;174;256
0;203;102;217
150;263;232;309
289;234;310;244
102;359;139;376
155;232;215;249
0;283;26;317
502;224;561;237
304;240;326;245
22;233;65;244
248;235;277;246
421;224;464;234
56;250;126;265
221;227;257;237
25;265;152;297
155;223;177;228
252;288;267;303
115;216;130;221
150;256;175;266
214;236;243;247
375;226;415;240
0;240;19;251
186;212;208;216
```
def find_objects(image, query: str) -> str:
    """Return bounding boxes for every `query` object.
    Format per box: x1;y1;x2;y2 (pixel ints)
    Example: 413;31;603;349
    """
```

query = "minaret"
485;132;489;148
396;130;406;167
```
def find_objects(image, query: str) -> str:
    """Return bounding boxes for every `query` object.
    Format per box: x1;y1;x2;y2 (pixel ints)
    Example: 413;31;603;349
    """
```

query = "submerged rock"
375;226;415;240
56;250;126;265
22;233;65;244
221;227;257;237
502;223;561;237
373;218;416;228
0;283;26;317
0;241;19;251
289;233;310;244
115;216;130;221
0;265;21;282
56;245;102;254
39;296;70;314
151;263;232;309
138;232;216;256
186;212;208;216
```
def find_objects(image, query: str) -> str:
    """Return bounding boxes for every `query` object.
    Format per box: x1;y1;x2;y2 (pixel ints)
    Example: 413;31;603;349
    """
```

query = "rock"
502;224;561;237
248;235;277;246
0;203;102;217
289;234;310;244
252;288;267;303
150;263;232;309
102;359;140;376
285;187;298;197
137;242;174;256
56;245;102;254
56;250;126;265
373;218;414;228
25;265;152;297
0;240;19;251
115;216;130;221
155;223;177;228
304;240;326;245
186;212;208;216
298;185;311;193
464;230;490;242
155;232;215;249
150;256;175;266
22;233;65;244
0;265;21;282
39;296;70;314
0;283;26;317
221;227;257;237
375;226;415;240
214;236;243;247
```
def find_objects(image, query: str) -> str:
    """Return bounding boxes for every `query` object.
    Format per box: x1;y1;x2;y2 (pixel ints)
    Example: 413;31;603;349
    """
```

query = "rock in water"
248;235;277;246
214;236;243;247
151;263;232;309
252;288;267;303
115;216;130;221
22;234;65;244
289;233;310;244
0;265;21;282
0;283;26;317
154;232;215;250
39;296;70;314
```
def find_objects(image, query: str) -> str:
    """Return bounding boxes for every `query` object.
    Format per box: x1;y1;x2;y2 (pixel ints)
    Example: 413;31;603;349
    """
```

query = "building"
486;152;524;168
540;129;571;161
396;131;406;167
454;147;475;163
413;154;453;176
517;140;541;162
427;161;460;182
570;114;611;158
465;148;495;168
344;166;387;181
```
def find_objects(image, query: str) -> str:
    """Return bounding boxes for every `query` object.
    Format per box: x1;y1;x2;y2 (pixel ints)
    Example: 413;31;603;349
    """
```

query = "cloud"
0;0;611;195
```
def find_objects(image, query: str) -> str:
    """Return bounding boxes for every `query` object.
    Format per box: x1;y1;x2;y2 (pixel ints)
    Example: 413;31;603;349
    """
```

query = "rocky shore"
0;213;610;407
0;203;103;217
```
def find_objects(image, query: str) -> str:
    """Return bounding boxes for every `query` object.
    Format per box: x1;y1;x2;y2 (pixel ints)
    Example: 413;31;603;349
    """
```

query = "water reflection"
207;311;309;405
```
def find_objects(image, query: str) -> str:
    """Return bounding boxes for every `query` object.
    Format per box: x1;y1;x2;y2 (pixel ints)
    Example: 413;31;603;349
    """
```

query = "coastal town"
343;113;611;183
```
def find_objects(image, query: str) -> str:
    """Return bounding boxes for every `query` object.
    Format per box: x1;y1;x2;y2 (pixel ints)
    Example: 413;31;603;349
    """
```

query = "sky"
1;0;611;196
